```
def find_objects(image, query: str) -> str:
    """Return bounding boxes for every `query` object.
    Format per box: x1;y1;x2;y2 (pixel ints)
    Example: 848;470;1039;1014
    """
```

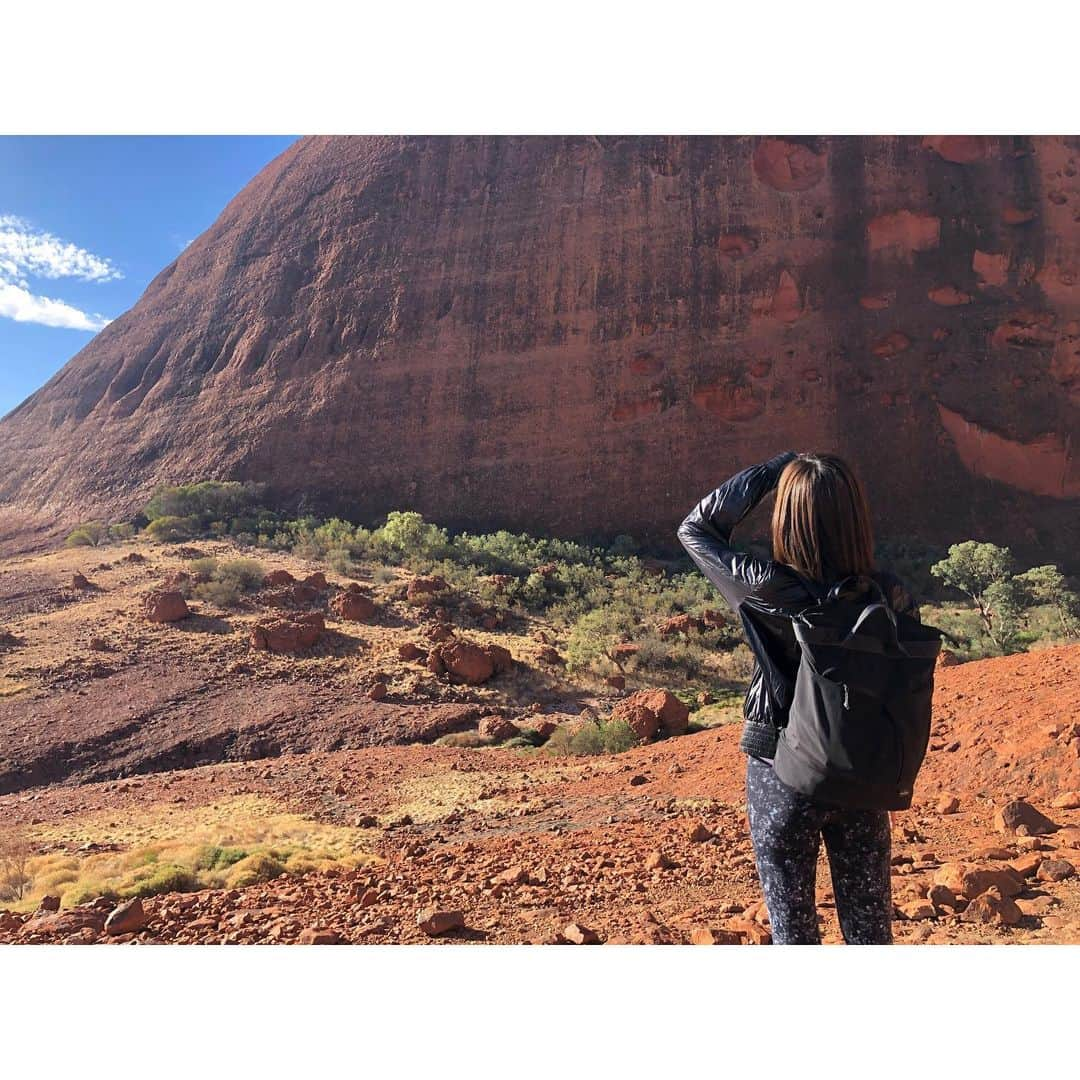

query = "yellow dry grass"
8;794;378;912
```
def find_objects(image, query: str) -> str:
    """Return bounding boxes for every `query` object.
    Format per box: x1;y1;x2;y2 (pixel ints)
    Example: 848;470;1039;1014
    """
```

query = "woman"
677;450;919;945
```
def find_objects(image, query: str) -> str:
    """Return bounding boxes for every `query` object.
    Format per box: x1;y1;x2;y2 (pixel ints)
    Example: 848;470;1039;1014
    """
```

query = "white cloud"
0;215;121;283
0;280;111;331
0;215;119;331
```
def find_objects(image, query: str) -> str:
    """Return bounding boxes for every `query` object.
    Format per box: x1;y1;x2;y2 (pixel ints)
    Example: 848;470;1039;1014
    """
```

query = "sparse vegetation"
65;520;137;547
545;717;641;757
111;482;1077;675
187;557;266;608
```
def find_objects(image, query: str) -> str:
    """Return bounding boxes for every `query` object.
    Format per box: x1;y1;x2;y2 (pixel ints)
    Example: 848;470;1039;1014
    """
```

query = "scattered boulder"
722;918;772;945
143;589;190;623
20;907;107;938
645;850;674;871
937;794;960;815
1008;853;1043;879
605;674;626;690
264;569;295;587
1036;858;1075;883
105;897;148;936
298;927;342;944
407;575;449;602
398;642;425;661
520;718;557;740
897;899;936;921
250;612;325;653
993;799;1059;836
927;884;960;914
610;689;690;741
936;649;960;668
972;847;1014;862
561;922;600;944
417;908;464;936
687;821;712;843
478;714;519;742
428;638;513;685
537;645;565;665
690;927;743;945
333;586;377;622
1051;791;1080;810
71;572;95;590
959;887;1022;927
290;583;321;606
302;572;328;590
37;895;61;913
367;682;388;701
954;866;1024;900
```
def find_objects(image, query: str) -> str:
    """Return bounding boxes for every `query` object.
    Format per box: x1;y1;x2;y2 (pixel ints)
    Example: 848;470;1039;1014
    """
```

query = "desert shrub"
144;480;263;526
120;863;198;899
546;718;639;757
504;728;547;748
191;558;265;608
326;547;356;577
108;522;137;541
224;852;287;888
145;514;198;542
368;510;451;564
564;606;641;675
37;867;80;890
433;731;493;749
599;718;638;754
192;844;249;872
0;827;33;902
64;521;109;547
63;881;120;906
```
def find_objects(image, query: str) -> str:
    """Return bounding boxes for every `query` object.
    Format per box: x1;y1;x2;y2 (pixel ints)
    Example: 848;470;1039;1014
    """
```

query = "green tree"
1016;565;1080;639
931;541;1016;646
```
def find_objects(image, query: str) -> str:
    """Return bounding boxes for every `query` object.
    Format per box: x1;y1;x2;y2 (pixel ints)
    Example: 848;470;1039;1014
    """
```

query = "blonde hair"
771;453;875;583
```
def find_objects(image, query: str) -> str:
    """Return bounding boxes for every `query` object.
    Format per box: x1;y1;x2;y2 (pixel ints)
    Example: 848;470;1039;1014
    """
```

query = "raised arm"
676;450;798;612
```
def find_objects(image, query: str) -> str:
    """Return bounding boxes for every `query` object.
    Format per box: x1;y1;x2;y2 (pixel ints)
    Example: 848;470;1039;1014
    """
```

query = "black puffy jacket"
677;451;919;760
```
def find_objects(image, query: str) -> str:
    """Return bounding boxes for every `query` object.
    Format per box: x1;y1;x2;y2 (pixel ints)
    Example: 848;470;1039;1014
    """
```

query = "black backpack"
772;575;945;811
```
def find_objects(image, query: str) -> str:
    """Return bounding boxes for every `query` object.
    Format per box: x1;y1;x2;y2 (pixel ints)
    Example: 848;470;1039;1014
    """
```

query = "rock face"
1;136;1078;567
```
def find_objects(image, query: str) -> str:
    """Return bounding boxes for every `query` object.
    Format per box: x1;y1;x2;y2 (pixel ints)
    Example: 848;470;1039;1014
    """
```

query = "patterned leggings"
746;755;893;945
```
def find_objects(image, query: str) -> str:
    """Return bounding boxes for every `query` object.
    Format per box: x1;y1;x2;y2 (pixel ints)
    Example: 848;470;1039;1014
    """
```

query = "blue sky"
0;136;297;417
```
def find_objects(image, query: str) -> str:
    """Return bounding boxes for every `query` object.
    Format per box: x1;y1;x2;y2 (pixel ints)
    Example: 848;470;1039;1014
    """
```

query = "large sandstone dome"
1;136;1078;563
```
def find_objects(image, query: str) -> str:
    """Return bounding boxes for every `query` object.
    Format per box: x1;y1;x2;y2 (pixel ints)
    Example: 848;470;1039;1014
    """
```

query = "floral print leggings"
746;755;893;945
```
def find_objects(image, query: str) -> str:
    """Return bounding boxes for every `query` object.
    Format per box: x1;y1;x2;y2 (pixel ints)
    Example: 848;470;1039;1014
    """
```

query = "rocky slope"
0;136;1078;565
1;538;1078;944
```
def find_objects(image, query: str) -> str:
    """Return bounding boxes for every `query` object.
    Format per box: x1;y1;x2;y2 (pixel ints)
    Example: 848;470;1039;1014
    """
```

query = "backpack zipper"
842;683;850;709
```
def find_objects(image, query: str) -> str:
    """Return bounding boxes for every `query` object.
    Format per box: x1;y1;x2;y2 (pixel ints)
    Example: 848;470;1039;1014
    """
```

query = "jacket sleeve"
676;451;799;612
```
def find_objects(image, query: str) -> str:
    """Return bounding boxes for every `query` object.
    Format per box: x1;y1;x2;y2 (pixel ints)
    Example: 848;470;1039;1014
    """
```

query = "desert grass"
8;794;377;912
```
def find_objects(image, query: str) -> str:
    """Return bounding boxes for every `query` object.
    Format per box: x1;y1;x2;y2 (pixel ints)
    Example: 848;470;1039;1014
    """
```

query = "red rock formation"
0;136;1077;567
